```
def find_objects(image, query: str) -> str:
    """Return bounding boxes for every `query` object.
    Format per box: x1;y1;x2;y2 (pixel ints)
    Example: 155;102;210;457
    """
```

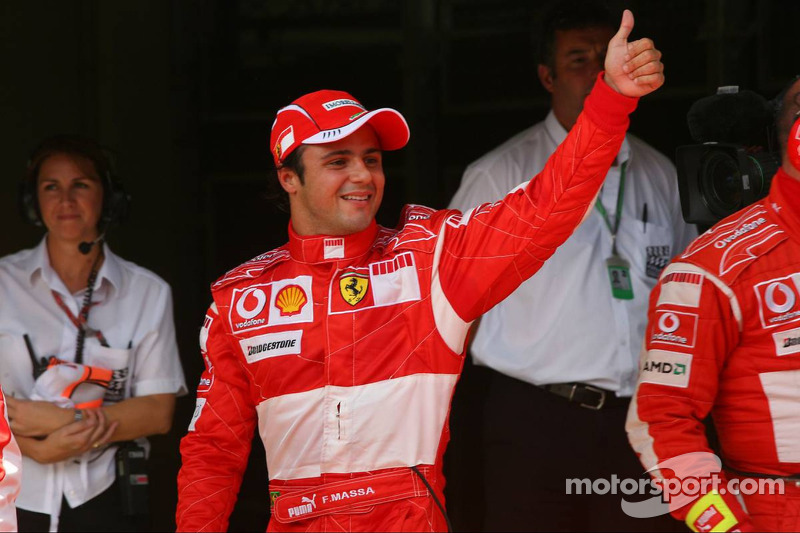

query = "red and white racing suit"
627;169;800;532
0;386;21;532
176;77;638;533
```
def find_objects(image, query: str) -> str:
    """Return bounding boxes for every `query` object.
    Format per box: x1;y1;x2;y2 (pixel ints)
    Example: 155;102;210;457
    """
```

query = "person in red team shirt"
176;10;665;532
0;387;20;532
627;76;800;533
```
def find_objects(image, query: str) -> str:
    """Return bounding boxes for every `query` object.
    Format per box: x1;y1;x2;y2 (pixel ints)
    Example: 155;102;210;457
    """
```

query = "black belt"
540;382;629;410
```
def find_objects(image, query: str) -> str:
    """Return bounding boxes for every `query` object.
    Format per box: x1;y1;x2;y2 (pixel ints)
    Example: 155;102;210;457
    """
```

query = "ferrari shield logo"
339;272;369;306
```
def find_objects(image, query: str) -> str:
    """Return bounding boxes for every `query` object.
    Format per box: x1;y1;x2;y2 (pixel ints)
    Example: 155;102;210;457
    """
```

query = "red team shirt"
0;387;20;532
628;169;800;531
177;78;638;532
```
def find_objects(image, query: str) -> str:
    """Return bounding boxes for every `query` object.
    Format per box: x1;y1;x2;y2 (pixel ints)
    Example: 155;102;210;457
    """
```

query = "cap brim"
303;108;410;151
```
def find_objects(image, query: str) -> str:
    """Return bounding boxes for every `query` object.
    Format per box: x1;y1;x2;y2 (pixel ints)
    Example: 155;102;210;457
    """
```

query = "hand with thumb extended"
603;10;664;97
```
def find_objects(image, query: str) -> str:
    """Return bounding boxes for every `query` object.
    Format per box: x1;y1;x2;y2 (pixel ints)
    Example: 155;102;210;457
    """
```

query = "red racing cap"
270;89;410;167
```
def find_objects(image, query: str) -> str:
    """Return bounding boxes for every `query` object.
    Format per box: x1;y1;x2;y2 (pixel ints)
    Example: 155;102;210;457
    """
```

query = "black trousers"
17;480;149;533
445;363;686;532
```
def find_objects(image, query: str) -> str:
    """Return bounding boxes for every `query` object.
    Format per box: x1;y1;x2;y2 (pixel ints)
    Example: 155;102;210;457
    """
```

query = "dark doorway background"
0;1;797;531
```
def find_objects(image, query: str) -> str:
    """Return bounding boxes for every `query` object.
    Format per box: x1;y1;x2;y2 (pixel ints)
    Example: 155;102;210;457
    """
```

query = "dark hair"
773;76;800;153
20;134;124;227
267;145;307;213
535;0;616;69
26;134;113;188
280;145;306;183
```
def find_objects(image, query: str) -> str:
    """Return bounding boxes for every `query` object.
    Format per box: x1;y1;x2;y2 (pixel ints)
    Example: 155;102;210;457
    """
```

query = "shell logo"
275;284;308;317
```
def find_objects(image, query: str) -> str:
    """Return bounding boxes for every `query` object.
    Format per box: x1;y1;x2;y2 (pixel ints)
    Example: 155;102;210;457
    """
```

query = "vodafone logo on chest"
754;273;800;329
229;284;271;333
238;288;267;319
228;276;314;332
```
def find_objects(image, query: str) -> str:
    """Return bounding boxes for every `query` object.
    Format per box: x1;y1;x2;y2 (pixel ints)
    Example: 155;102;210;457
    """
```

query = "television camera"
675;86;781;227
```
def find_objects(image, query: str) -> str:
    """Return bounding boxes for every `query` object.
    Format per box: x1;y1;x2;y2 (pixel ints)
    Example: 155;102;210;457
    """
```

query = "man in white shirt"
448;1;696;530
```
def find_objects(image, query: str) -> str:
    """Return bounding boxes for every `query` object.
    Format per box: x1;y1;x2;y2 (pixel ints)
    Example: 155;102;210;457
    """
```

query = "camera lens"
746;152;781;197
700;151;743;216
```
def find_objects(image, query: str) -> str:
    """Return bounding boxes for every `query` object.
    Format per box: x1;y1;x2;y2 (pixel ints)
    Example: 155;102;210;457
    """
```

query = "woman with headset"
0;135;186;532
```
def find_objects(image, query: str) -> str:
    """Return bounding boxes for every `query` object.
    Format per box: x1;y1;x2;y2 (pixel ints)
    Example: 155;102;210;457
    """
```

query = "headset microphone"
78;234;105;255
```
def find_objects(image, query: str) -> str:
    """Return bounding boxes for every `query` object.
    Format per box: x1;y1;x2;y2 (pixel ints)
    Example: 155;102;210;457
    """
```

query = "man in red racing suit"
627;78;800;533
0;386;21;532
177;11;665;532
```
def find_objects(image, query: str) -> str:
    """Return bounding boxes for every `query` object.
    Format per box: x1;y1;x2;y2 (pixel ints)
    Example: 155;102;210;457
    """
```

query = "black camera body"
675;87;780;227
676;143;780;226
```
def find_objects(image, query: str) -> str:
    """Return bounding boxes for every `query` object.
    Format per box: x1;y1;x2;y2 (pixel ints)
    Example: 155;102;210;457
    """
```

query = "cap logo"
349;110;367;121
322;99;364;111
274;125;295;162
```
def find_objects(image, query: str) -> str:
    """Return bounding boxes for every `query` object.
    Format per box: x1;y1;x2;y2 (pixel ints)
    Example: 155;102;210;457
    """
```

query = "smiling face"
279;125;385;236
538;25;614;131
36;152;104;245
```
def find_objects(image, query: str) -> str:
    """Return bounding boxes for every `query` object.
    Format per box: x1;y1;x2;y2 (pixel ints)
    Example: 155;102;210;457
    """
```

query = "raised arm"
603;10;664;97
436;11;664;327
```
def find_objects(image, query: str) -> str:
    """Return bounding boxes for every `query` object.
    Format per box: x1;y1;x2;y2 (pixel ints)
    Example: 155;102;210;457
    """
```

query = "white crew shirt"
450;111;697;396
0;238;186;524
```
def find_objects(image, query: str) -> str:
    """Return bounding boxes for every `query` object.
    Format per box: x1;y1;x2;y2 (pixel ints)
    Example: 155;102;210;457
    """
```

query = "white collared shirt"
0;238;186;520
449;111;697;396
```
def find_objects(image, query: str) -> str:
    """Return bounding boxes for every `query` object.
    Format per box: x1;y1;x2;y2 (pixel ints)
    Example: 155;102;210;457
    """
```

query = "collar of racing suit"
772;168;800;238
287;219;379;263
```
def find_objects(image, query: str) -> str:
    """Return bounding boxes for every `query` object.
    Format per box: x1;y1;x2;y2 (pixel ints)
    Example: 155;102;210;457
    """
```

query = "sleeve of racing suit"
176;303;258;532
436;73;638;324
0;387;20;533
626;262;753;531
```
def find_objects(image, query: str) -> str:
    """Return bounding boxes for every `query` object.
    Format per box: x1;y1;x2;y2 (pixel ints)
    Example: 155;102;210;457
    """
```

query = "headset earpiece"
19;156;43;226
103;178;131;226
97;148;130;227
17;175;43;226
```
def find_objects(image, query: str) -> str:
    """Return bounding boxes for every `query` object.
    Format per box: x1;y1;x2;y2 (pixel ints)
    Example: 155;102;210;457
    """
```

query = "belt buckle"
579;384;606;410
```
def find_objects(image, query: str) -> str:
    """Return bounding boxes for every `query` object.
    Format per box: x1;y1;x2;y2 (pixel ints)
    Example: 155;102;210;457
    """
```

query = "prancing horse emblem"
339;272;369;306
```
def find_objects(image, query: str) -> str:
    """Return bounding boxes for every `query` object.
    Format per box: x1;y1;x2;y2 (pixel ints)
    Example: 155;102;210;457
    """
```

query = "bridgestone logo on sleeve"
239;330;303;363
640;350;692;388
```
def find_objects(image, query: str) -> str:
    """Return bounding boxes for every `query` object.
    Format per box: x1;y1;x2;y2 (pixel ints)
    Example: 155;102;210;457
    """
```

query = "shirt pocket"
84;344;133;404
619;219;675;280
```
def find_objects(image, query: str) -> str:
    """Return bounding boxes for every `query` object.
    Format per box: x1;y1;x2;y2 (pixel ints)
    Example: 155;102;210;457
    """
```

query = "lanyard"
594;160;628;256
50;251;109;364
51;291;109;353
